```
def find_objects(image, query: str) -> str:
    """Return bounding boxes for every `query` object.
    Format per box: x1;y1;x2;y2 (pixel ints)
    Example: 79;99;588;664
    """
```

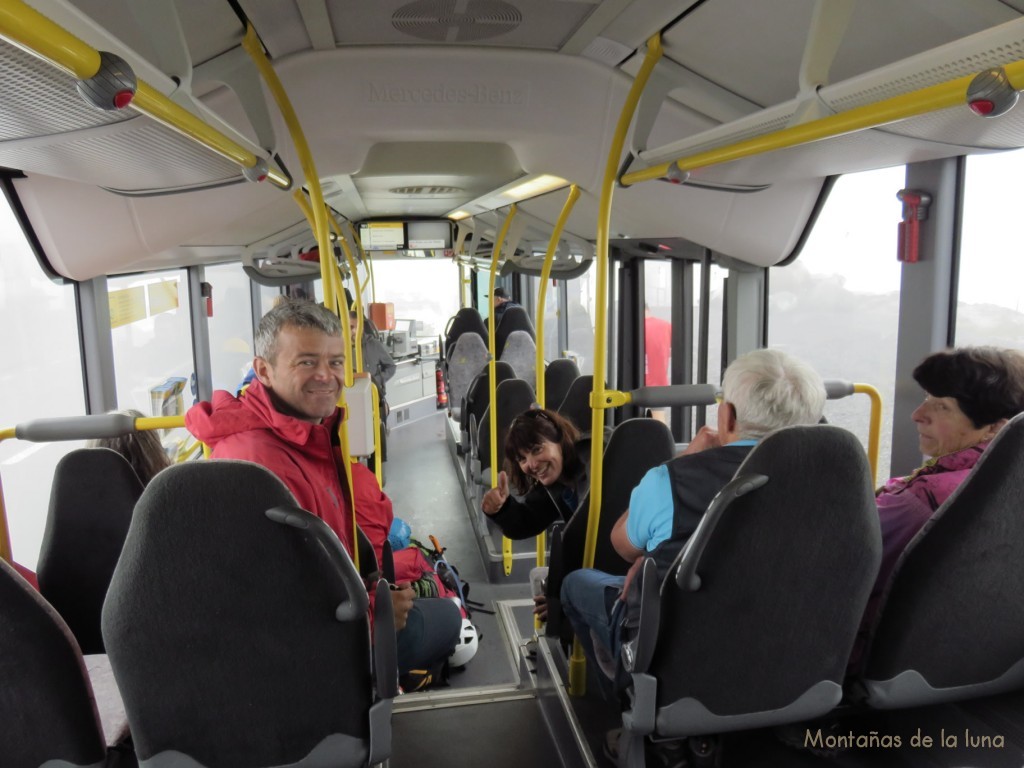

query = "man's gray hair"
255;300;342;362
721;348;825;440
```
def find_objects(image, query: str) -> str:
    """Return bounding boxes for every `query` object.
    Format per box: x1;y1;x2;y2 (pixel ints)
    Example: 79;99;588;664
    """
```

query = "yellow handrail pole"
571;34;663;697
487;206;519;576
535;185;581;409
292;189;333;306
854;383;883;486
243;25;357;571
133;416;186;432
330;213;366;373
371;382;383;487
0;0;288;188
533;184;581;572
622;58;1024;187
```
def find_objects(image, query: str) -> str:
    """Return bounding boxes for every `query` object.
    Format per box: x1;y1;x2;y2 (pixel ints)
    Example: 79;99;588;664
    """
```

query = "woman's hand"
482;471;510;516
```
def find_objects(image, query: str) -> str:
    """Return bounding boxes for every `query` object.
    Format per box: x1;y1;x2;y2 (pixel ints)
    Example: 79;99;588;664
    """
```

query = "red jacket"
186;380;393;563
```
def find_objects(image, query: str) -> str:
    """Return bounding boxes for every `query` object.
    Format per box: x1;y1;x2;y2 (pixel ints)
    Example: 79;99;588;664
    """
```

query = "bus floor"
382;412;1024;768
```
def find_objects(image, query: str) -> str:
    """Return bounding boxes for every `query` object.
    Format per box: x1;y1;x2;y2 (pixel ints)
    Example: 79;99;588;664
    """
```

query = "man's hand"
391;582;415;631
679;425;721;456
533;594;548;622
618;556;646;603
482;471;510;516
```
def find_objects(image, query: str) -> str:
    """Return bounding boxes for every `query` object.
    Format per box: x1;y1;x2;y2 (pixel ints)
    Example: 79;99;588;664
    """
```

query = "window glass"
693;261;727;432
205;263;254;394
956;149;1024;351
567;265;598;375
109;270;195;416
768;166;904;477
0;199;86;569
643;260;674;426
367;258;460;339
537;277;559;370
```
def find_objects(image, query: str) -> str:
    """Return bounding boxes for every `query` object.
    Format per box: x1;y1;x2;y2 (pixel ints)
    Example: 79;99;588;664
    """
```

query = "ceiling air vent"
388;185;464;195
392;0;522;43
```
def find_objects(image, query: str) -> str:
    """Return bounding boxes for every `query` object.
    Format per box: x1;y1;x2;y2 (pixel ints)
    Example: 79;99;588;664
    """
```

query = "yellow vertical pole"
854;383;883;485
487;207;518;575
534;185;581;571
569;34;663;697
242;25;357;571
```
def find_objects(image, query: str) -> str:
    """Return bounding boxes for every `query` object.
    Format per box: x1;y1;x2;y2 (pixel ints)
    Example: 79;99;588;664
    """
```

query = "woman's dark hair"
88;409;172;486
503;408;582;494
913;346;1024;427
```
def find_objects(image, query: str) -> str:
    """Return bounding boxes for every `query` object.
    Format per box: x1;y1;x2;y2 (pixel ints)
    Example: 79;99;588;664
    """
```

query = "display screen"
359;221;406;251
407;220;452;249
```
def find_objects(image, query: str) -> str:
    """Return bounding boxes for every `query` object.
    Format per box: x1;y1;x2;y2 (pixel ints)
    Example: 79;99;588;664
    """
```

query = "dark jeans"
396;597;462;674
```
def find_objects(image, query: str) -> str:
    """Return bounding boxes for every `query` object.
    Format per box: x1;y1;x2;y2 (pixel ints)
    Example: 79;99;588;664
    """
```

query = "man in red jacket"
187;300;459;680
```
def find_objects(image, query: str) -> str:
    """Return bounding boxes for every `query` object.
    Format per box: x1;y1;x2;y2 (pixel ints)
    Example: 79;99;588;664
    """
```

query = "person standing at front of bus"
849;346;1024;670
186;300;460;679
350;311;396;467
560;350;826;684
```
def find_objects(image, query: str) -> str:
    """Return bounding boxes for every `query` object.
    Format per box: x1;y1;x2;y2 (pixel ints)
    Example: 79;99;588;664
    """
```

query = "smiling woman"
481;408;588;540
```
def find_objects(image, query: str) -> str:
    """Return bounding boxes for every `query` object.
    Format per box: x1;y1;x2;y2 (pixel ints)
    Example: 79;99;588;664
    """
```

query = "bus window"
769;166;904;476
567;267;597;375
0;197;86;569
644;260;673;425
536;276;560;369
368;258;460;338
205;263;255;394
109;270;195;417
957;148;1024;351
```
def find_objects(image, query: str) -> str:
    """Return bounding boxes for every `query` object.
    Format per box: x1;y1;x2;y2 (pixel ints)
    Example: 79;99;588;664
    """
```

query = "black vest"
650;444;753;577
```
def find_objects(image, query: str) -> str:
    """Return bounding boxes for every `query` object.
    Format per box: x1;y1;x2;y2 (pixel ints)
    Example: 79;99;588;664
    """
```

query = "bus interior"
3;0;1024;766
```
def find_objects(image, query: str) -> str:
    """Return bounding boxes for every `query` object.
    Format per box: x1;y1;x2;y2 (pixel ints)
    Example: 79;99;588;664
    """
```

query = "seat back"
544;358;580;411
37;447;144;655
475;378;536;477
556;374;594;433
443;307;487;361
861;412;1024;708
498;330;537;389
495;306;535;358
547;419;674;626
639;426;880;736
102;461;380;768
0;558;107;768
446;333;489;420
461;360;516;437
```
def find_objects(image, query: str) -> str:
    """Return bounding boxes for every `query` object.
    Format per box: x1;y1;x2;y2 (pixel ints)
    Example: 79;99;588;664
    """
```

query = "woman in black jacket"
481;408;589;538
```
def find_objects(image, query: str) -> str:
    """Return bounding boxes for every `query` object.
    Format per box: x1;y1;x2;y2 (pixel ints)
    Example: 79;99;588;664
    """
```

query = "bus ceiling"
1;1;1023;280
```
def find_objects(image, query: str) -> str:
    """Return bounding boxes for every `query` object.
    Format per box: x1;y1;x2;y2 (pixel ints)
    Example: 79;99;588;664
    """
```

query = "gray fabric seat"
544;358;580;412
102;460;395;768
37;447;144;655
620;425;880;765
859;411;1024;709
471;378;536;488
460;361;516;454
446;332;489;421
0;558;108;768
494;306;535;359
556;374;594;433
499;330;537;390
545;417;674;639
443;307;487;362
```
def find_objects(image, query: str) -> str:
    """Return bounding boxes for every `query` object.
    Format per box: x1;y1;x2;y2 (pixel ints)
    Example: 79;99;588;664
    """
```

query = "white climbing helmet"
449;618;479;668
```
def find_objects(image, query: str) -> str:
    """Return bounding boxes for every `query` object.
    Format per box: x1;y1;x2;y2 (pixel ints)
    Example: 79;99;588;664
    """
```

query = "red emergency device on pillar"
435;362;448;409
896;189;932;264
